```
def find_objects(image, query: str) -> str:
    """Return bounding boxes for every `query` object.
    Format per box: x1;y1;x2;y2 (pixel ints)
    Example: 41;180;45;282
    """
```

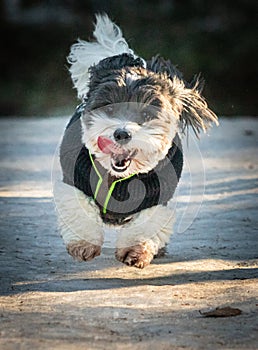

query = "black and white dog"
54;14;218;268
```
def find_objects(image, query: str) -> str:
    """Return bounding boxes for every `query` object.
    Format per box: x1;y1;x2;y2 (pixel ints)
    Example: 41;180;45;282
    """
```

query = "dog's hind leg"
53;181;104;261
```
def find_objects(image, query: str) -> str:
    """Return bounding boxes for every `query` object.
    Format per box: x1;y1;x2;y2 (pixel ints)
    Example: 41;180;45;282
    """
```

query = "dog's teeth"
111;156;131;172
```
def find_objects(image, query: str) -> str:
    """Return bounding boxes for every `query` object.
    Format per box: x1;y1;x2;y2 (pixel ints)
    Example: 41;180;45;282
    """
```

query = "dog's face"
82;101;178;177
82;90;178;177
80;55;218;177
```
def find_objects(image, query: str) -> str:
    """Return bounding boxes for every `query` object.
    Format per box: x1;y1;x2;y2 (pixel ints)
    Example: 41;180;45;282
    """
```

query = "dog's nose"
113;128;132;144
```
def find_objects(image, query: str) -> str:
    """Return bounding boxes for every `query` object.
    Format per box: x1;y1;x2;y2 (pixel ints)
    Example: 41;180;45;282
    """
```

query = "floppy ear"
170;75;218;137
148;56;218;137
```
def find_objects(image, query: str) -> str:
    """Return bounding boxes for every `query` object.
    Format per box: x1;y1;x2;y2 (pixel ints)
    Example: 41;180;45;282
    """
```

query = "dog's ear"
176;76;218;137
148;56;218;137
169;75;218;137
147;55;183;80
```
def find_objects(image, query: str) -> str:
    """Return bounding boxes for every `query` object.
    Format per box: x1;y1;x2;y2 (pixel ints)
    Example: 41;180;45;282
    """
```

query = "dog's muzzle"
97;135;136;173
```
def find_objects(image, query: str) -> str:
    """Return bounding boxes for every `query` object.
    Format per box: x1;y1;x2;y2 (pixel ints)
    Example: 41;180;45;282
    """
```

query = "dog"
54;14;218;268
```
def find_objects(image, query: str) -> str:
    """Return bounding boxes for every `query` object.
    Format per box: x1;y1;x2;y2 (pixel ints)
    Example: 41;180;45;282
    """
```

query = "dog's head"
81;54;218;177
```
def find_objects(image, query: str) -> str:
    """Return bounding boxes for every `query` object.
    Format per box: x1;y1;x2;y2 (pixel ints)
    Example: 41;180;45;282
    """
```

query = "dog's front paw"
67;240;101;262
115;242;154;268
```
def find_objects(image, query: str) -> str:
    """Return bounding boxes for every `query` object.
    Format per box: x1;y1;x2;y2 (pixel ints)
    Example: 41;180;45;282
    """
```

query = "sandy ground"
0;116;257;349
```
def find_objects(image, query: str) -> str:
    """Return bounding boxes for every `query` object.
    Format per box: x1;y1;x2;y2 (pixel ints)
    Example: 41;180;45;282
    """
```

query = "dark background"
1;0;257;116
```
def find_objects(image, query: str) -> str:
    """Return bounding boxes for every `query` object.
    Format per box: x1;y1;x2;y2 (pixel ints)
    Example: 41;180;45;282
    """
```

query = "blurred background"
1;0;257;117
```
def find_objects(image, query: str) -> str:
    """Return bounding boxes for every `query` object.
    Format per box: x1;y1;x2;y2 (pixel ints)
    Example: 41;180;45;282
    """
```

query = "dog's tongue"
97;136;123;154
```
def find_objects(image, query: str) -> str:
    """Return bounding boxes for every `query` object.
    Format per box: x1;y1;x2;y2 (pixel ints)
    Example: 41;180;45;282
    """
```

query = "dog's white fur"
56;14;217;267
68;14;145;99
54;180;104;246
54;180;174;264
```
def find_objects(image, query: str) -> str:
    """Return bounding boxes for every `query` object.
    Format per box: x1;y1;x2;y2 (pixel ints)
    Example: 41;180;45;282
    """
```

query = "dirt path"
0;116;257;349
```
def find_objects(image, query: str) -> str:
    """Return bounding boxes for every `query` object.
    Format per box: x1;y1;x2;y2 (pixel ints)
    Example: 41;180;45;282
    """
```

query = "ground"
0;116;257;349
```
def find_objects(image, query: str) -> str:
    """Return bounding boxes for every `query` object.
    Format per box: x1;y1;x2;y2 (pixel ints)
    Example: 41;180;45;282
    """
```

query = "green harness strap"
88;151;135;214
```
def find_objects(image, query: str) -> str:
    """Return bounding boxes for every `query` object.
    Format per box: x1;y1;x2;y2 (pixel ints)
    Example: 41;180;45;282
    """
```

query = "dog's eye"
141;110;155;122
105;105;114;114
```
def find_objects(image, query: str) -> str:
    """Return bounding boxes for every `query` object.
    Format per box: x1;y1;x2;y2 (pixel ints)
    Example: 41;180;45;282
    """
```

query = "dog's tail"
68;14;144;99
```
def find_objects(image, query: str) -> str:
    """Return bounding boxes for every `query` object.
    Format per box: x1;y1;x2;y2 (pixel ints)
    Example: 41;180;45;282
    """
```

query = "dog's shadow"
4;254;257;295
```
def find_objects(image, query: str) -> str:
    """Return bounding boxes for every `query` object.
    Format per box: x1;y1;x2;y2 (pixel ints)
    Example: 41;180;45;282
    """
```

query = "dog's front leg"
54;181;104;262
115;205;175;268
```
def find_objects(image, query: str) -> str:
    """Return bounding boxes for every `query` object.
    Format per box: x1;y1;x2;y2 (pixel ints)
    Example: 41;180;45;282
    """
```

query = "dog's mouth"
111;153;132;172
97;136;136;173
111;150;138;172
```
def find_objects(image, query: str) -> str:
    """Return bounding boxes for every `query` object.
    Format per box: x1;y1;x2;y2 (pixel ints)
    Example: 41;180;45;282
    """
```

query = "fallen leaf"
199;306;242;317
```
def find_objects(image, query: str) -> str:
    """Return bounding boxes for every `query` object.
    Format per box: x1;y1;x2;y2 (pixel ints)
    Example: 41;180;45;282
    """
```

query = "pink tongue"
97;136;123;154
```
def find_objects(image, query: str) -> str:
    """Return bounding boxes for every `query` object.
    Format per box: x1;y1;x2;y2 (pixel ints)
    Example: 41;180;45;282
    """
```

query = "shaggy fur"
55;14;218;268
